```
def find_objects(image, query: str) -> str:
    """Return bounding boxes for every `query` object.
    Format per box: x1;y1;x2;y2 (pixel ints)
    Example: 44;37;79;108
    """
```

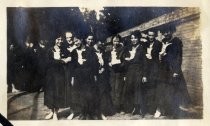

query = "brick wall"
175;18;202;105
112;7;202;105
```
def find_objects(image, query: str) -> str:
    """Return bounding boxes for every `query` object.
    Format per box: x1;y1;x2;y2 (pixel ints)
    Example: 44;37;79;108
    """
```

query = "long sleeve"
141;48;148;77
125;45;147;76
46;48;64;69
82;47;100;76
91;50;100;76
151;41;162;63
170;38;183;74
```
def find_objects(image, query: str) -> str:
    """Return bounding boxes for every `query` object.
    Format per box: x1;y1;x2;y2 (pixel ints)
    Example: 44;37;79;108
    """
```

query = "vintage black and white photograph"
6;7;202;120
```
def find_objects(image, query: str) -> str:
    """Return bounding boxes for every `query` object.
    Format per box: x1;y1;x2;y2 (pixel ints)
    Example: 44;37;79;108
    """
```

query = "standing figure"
159;26;191;118
108;34;126;113
71;36;100;120
142;30;162;117
44;34;71;120
123;31;147;116
61;31;78;120
94;41;115;119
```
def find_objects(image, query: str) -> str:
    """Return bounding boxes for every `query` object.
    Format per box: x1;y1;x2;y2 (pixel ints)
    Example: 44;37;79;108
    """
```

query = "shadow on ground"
7;92;203;120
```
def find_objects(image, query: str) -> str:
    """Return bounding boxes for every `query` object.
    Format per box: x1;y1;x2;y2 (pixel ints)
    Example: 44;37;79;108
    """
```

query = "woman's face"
163;31;172;41
95;41;103;50
148;31;155;42
74;38;82;48
112;37;120;47
86;35;94;46
55;37;63;47
130;35;139;46
65;32;74;45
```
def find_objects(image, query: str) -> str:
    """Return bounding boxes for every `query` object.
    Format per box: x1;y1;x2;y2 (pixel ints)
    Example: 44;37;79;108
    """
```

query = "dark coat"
160;37;191;114
94;49;115;116
141;40;162;114
60;42;78;86
144;40;162;84
160;37;184;82
124;44;147;69
71;46;100;116
107;44;126;112
107;44;127;73
122;44;147;113
44;47;71;109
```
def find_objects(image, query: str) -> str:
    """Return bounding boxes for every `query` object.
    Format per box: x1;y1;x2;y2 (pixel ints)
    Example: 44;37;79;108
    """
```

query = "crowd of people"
7;26;192;120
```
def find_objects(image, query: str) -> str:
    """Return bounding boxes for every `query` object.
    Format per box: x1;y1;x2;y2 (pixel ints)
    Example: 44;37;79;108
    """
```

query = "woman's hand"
99;68;105;74
62;57;72;63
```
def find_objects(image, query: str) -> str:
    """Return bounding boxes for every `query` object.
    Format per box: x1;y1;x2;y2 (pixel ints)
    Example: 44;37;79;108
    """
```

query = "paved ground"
7;91;203;120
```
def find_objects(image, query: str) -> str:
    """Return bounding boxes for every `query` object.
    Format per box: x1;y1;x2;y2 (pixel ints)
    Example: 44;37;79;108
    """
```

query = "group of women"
8;26;191;120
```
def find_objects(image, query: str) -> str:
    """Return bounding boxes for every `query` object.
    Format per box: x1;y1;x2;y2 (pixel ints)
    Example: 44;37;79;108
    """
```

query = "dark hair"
130;30;142;40
111;34;122;43
161;25;176;33
147;30;157;37
85;32;95;39
50;32;63;46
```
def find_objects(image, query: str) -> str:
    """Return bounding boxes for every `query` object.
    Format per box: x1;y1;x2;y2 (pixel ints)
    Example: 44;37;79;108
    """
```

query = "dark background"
7;7;179;47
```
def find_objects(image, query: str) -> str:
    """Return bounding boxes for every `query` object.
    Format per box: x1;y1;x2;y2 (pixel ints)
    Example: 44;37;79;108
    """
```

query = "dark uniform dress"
123;44;147;114
95;50;115;116
71;47;100;119
143;40;162;114
44;47;71;109
159;37;191;116
108;44;126;113
60;42;78;107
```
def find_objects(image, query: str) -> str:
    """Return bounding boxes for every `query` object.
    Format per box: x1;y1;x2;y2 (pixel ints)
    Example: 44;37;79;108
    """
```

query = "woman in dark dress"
71;37;100;120
94;41;115;119
108;34;126;113
159;27;191;118
44;34;71;120
123;31;147;116
61;31;78;120
142;31;162;116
